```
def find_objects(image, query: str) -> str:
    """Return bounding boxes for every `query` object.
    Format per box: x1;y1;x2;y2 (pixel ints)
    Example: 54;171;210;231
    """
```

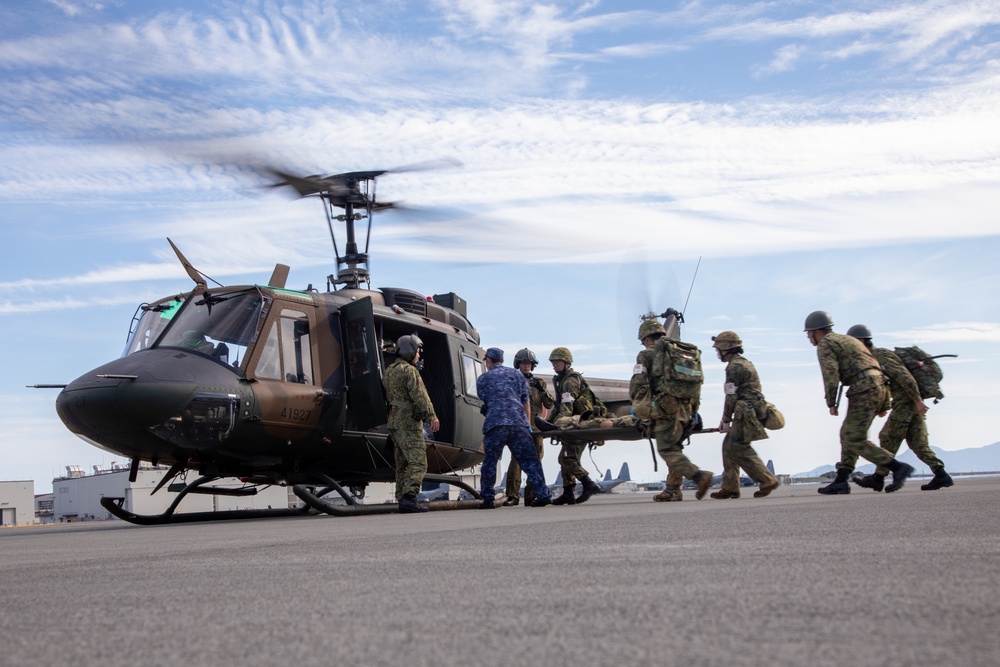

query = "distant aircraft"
766;459;776;476
417;483;450;503
596;463;631;493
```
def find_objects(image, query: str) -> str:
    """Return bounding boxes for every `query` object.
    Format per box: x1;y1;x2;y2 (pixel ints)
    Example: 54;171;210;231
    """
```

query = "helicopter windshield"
122;298;185;357
156;290;269;369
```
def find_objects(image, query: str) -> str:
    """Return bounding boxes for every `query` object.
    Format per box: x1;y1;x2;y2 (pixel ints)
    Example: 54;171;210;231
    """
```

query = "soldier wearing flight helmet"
383;333;440;514
804;311;914;495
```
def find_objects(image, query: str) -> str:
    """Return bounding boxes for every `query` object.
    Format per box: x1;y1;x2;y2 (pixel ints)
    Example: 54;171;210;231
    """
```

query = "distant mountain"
796;442;1000;477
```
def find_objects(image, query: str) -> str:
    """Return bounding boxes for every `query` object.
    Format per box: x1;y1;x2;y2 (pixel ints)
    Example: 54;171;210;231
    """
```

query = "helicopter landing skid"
100;496;309;525
292;472;482;516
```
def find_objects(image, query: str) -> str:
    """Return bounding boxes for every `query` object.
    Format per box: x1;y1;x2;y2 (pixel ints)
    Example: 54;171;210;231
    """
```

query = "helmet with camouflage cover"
711;330;742;351
396;333;424;362
846;324;873;340
803;310;834;331
638;318;667;341
514;348;538;369
548;347;573;364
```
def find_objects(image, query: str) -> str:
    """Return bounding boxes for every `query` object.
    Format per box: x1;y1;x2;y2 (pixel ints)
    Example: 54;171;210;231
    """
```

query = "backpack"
893;346;955;403
651;338;703;402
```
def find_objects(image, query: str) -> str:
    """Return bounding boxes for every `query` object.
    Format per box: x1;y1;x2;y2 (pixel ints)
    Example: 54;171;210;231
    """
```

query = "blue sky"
2;0;998;488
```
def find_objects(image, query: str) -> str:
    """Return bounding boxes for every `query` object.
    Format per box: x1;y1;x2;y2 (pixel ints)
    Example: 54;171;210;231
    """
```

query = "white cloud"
887;322;1000;344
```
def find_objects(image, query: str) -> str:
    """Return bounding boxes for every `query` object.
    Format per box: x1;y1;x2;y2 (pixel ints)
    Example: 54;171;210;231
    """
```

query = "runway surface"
3;477;998;667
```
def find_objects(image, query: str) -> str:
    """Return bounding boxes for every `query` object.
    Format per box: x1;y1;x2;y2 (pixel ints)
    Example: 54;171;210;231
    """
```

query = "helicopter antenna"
681;256;702;318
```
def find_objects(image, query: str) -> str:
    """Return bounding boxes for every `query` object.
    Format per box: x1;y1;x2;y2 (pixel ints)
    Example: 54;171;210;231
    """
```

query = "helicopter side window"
156;291;265;369
253;309;314;384
462;354;484;398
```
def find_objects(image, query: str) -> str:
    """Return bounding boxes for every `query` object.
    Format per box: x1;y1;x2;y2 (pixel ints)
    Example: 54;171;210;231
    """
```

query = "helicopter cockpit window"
462;354;484;398
122;298;184;357
156;291;268;369
254;309;314;384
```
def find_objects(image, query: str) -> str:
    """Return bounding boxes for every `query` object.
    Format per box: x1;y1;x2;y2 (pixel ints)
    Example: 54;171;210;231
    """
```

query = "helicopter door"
339;296;388;429
247;306;323;441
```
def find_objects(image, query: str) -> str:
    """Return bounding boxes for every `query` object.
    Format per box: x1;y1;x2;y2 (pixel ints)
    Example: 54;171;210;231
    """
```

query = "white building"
0;480;37;526
52;465;291;522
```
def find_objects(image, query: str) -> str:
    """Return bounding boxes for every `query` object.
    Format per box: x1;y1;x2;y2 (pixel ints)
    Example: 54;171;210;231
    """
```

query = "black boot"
552;484;577;505
534;416;558;432
577;476;601;504
884;460;915;493
921;467;954;491
818;469;851;495
851;472;885;492
398;493;429;513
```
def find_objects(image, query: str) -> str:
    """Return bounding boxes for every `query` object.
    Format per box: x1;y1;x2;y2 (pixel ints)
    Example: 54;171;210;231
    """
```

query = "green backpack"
893;346;956;403
651;338;704;402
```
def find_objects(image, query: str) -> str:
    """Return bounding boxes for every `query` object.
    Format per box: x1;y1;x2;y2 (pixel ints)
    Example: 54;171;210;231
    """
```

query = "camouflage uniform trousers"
556;439;590;486
481;426;551;504
719;425;777;493
389;426;428;501
653;404;703;484
505;432;544;502
842;400;944;476
834;384;895;473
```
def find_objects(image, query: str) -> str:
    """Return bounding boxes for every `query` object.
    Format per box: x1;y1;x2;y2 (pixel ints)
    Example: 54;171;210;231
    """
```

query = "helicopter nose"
55;350;225;443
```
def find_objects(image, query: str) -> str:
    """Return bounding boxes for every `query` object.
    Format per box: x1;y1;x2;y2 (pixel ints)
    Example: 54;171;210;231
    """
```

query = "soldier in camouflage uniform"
383;334;440;514
630;319;714;502
804;312;914;495
535;347;618;505
846;325;954;492
709;331;780;500
502;348;555;506
476;347;552;509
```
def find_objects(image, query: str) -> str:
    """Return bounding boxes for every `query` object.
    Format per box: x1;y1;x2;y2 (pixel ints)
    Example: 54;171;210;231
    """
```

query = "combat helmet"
846;324;873;340
548;347;573;364
803;310;834;332
638;318;667;341
396;333;424;362
514;348;538;369
711;330;742;351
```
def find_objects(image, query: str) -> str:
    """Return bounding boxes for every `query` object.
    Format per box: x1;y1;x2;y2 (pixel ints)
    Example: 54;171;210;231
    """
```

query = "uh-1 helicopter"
50;159;696;524
48;159;668;524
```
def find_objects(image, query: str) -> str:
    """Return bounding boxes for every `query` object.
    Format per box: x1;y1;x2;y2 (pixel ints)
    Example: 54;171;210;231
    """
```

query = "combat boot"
534;416;559;432
552;485;577;505
478;499;496;509
529;496;552;507
884;461;915;493
653;489;682;502
753;479;780;499
921;467;954;491
693;470;715;500
398;494;429;514
576;476;601;504
502;496;519;506
710;488;740;500
817;469;851;495
851;472;885;492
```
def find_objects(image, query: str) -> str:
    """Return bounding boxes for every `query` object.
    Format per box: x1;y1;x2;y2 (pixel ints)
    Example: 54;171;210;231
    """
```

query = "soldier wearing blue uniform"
476;347;552;509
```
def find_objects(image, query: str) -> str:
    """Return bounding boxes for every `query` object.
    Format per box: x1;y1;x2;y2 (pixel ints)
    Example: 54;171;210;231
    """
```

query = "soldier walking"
846;325;954;492
630;316;714;502
383;334;440;514
536;347;606;505
803;312;914;495
476;348;552;509
502;348;555;506
709;331;780;499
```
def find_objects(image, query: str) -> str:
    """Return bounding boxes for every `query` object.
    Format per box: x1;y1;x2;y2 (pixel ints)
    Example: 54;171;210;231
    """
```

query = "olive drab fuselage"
55;283;488;488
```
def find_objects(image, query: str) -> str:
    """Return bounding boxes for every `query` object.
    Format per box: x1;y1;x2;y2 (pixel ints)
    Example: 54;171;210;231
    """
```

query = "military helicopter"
50;160;657;524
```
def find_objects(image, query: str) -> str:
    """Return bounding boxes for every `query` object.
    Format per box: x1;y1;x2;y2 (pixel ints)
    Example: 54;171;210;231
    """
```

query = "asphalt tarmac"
3;477;999;667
